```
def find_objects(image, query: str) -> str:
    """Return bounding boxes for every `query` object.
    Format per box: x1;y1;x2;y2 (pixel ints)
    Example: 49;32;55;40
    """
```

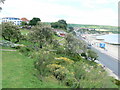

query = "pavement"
0;49;17;51
91;46;120;80
76;34;120;80
92;40;119;61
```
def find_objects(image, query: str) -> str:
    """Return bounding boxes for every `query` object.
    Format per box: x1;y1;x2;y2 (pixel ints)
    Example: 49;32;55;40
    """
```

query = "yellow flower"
55;57;74;64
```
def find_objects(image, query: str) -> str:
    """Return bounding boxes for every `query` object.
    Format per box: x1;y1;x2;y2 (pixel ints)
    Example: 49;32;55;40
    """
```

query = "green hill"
43;22;118;32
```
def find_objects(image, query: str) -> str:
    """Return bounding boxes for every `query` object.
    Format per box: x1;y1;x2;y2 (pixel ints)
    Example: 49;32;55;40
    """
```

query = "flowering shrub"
34;50;56;78
47;64;64;71
47;64;69;80
55;57;74;64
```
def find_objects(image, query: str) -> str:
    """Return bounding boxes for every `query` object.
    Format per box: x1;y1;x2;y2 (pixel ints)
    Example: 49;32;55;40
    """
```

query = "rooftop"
21;18;29;21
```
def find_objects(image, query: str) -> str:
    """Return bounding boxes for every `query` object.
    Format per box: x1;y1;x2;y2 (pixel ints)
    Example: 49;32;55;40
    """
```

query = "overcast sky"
0;0;119;26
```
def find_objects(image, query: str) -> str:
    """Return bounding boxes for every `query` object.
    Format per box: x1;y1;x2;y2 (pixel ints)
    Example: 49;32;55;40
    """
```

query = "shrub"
55;57;74;64
70;53;82;62
81;53;87;57
19;46;33;56
63;71;78;87
47;64;69;80
113;79;120;86
64;77;78;87
54;46;66;55
87;50;98;61
34;50;56;78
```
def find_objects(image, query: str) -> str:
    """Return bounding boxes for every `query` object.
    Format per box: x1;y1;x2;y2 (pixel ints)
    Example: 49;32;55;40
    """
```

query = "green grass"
2;50;66;88
0;36;2;41
2;46;17;50
54;35;66;45
20;29;30;35
0;47;2;89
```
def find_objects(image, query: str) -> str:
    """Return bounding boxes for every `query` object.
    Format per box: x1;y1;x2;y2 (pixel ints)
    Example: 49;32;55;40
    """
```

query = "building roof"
21;18;29;22
2;17;21;19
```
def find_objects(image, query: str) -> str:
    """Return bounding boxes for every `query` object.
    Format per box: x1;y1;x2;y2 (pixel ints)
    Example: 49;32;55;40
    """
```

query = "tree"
0;0;5;11
65;34;86;55
0;0;5;4
2;22;22;43
29;17;41;26
51;19;67;30
28;22;54;48
58;19;67;25
68;27;74;32
21;21;27;26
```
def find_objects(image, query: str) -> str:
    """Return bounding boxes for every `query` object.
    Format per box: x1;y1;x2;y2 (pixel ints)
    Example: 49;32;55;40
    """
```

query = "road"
91;47;120;79
76;33;120;79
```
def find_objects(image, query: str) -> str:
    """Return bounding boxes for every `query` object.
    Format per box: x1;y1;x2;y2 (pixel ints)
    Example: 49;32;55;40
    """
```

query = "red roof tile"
21;18;29;22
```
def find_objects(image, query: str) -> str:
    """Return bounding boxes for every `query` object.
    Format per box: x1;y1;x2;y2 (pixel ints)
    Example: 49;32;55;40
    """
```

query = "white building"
2;17;22;25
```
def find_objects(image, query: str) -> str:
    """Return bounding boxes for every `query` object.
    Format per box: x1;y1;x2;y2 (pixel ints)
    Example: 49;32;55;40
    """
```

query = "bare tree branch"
0;0;5;4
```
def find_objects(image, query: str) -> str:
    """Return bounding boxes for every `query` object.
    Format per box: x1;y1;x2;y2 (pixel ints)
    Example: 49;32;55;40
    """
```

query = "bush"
34;50;56;79
54;57;74;65
64;77;78;87
113;79;120;86
81;53;87;57
47;64;69;80
55;47;65;54
19;46;33;56
71;62;117;88
70;53;82;62
87;50;98;61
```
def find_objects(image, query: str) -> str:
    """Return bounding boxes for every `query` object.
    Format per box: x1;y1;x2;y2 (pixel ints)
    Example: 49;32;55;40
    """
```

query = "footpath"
0;49;17;51
92;40;119;61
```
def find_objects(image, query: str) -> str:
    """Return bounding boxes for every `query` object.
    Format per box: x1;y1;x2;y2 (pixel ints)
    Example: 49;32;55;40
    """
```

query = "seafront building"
2;17;29;25
2;17;22;25
21;18;29;24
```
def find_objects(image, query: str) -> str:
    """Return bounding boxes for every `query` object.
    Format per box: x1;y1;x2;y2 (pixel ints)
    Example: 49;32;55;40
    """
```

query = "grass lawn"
20;29;30;35
0;47;2;89
2;50;66;88
0;36;3;41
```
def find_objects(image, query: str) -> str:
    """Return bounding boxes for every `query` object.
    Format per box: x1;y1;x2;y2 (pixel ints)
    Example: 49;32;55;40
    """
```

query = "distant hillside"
43;22;118;32
67;24;118;31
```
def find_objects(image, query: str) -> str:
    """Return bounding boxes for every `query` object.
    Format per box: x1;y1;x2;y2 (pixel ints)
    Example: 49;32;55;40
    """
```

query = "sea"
96;34;120;44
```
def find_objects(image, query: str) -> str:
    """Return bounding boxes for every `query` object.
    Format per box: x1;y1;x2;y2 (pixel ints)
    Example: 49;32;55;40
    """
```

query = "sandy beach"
82;34;119;61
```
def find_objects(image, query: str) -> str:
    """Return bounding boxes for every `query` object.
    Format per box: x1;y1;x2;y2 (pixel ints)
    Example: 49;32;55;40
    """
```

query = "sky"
0;0;119;26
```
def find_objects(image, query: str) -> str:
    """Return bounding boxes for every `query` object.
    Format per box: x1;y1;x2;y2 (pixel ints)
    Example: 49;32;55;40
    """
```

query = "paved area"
0;49;17;51
76;34;120;80
92;47;120;80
